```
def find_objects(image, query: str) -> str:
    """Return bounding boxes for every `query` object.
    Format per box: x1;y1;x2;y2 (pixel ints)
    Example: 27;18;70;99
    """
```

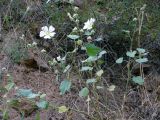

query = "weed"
4;37;28;64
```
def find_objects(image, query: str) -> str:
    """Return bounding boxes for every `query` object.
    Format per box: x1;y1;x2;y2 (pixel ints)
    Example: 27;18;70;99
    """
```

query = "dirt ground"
0;30;88;120
0;47;160;120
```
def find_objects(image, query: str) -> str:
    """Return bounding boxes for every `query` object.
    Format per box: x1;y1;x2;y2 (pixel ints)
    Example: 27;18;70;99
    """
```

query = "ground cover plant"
0;0;160;120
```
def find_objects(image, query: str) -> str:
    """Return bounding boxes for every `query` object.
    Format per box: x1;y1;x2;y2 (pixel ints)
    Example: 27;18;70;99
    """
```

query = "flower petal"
57;56;61;61
44;35;51;39
49;26;55;32
83;23;88;30
40;31;46;37
83;18;95;30
49;32;56;37
90;18;95;23
42;26;48;32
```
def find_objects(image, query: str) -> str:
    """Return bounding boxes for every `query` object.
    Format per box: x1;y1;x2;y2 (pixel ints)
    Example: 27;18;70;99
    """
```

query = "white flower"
40;26;56;39
83;18;96;30
56;56;66;62
57;56;62;61
41;49;46;53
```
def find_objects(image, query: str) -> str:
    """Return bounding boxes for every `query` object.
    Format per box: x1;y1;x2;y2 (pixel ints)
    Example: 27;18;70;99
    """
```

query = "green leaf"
136;48;146;53
116;57;123;64
17;88;40;99
58;106;69;113
136;58;148;63
17;89;33;97
126;51;137;58
86;78;96;84
60;80;71;95
84;30;95;36
79;87;89;97
5;82;14;91
82;56;98;63
132;76;144;85
98;50;107;58
85;43;102;56
27;93;39;99
80;66;93;71
36;100;48;109
67;35;80;40
95;37;103;41
81;50;106;63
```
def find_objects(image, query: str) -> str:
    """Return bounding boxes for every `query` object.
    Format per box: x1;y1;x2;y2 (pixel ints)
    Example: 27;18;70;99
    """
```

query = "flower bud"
73;6;79;12
41;49;46;53
133;17;137;21
140;4;147;11
72;27;78;32
77;40;83;45
87;36;92;42
75;19;79;23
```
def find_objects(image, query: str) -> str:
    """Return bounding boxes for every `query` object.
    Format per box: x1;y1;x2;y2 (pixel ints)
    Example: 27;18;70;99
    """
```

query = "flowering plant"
40;26;56;39
83;18;96;30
